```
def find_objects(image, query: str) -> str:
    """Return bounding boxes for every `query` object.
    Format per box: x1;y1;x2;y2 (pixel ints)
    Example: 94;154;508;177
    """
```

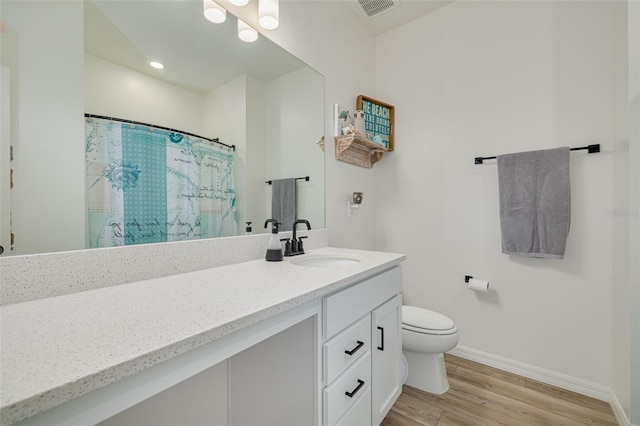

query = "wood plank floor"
381;354;618;426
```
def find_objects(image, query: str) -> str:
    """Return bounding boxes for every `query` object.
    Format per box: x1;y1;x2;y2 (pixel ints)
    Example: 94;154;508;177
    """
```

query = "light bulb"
229;0;249;5
149;61;164;69
258;0;279;30
238;19;258;42
203;0;226;24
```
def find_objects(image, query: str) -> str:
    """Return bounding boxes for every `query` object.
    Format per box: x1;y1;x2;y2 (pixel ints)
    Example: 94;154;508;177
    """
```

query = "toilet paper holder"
465;275;490;292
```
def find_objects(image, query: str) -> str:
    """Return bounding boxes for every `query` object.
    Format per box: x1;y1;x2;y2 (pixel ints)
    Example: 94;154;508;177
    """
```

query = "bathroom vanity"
0;247;405;426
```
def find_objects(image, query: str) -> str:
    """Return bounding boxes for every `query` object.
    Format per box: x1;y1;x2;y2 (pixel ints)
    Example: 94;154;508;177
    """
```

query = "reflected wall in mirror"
0;0;324;256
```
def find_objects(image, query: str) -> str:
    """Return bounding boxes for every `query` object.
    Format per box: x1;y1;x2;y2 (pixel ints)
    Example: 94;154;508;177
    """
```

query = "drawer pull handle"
344;340;364;356
345;379;365;398
377;326;384;351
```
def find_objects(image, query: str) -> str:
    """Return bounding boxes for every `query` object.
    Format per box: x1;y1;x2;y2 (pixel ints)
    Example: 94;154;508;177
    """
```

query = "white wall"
244;75;267;234
264;67;325;231
375;1;621;390
1;1;85;256
86;55;204;135
204;75;247;234
611;1;640;425
0;67;10;254
221;0;378;249
629;0;640;418
611;0;632;420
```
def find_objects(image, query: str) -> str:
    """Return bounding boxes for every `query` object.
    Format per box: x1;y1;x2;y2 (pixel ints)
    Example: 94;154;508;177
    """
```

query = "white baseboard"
448;345;610;402
609;390;633;426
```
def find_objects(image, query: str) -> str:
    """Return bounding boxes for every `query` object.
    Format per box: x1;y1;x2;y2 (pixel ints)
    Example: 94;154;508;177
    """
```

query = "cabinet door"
371;294;402;425
229;317;317;426
98;361;228;426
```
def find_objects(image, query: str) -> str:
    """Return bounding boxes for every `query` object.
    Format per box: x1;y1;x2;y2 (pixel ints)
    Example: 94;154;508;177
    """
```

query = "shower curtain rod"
265;176;310;185
84;113;236;151
474;144;600;164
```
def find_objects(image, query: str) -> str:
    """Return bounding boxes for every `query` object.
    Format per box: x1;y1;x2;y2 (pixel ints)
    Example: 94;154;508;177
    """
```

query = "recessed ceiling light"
149;61;164;69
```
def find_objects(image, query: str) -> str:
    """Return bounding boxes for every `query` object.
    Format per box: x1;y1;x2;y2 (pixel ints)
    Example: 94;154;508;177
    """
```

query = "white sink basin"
291;254;362;268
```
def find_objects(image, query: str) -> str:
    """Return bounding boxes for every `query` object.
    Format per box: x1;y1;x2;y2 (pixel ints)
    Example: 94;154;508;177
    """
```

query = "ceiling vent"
356;0;400;18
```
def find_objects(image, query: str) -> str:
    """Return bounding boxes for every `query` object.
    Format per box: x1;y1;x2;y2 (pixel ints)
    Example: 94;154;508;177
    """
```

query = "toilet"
401;305;459;394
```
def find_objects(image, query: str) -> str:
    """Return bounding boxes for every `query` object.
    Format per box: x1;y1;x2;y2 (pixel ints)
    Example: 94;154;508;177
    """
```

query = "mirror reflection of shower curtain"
85;117;237;247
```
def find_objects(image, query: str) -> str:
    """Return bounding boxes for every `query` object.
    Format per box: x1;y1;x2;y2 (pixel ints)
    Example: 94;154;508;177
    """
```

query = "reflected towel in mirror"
271;178;297;231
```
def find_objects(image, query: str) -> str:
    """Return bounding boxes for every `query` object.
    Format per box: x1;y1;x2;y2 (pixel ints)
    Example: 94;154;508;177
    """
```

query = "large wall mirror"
0;0;325;257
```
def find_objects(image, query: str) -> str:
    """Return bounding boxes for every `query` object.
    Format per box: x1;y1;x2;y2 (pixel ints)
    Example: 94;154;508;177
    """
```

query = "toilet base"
402;350;450;394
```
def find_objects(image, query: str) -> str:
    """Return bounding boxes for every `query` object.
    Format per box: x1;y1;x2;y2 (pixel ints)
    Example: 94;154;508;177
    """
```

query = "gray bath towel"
497;147;571;259
271;178;297;231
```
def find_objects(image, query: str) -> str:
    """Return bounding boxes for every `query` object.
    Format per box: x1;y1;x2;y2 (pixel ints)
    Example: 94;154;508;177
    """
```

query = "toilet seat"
402;306;457;335
403;323;457;335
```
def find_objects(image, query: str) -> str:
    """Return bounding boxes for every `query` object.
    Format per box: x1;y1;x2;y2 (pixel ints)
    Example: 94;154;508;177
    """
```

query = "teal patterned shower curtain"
85;117;237;248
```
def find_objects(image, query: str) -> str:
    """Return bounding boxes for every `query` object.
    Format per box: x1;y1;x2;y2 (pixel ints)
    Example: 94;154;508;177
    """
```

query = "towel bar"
474;144;600;165
265;176;310;185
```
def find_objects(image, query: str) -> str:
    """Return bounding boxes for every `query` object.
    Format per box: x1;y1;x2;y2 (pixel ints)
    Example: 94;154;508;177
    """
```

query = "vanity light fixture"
229;0;250;6
149;61;164;69
258;0;279;29
203;0;226;23
238;19;258;42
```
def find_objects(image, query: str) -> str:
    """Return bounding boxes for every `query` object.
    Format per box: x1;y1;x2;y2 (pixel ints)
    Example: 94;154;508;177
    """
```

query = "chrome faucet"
286;219;311;256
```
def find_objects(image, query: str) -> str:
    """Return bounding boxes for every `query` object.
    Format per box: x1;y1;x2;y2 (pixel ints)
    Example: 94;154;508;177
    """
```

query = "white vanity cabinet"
321;266;402;426
99;316;318;426
2;249;406;426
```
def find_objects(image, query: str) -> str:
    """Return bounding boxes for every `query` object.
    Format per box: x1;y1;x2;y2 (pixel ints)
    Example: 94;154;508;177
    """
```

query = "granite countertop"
0;247;405;425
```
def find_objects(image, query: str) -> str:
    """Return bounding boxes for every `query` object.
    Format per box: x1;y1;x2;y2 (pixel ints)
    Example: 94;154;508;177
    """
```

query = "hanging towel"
497;147;571;259
271;178;297;231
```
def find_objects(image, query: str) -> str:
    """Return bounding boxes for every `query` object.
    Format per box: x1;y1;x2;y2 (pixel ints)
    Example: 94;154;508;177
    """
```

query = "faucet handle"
280;238;291;256
298;236;308;253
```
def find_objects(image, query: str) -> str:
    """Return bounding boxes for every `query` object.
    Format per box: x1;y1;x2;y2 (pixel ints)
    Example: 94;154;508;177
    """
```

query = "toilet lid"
402;305;455;331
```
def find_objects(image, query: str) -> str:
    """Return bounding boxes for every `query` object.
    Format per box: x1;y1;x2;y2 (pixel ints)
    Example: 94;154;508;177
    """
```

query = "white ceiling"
343;0;454;36
85;1;307;94
84;0;453;94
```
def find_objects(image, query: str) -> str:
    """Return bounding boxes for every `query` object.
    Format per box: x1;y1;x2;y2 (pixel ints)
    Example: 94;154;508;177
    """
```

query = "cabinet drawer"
335;386;371;426
323;315;371;384
323;352;371;426
324;267;401;340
